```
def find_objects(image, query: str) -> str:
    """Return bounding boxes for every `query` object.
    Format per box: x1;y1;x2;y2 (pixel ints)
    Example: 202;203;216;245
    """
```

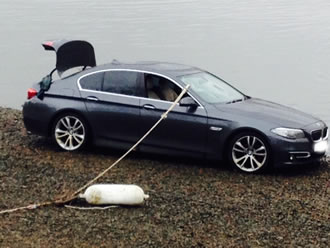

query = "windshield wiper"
226;98;244;104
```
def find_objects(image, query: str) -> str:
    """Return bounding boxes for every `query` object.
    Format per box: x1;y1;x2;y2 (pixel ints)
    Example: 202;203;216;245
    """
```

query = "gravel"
0;106;329;247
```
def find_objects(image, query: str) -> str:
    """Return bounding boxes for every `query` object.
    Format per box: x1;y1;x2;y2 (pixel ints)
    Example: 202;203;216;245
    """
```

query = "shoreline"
0;106;329;247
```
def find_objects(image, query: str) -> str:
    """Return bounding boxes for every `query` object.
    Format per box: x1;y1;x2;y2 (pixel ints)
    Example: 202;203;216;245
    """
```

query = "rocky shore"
0;107;329;247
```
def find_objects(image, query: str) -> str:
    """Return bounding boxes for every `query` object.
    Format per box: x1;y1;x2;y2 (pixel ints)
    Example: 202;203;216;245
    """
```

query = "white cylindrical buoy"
79;184;149;206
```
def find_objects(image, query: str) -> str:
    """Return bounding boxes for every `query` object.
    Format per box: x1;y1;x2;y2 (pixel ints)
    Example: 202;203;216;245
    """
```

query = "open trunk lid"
42;39;96;76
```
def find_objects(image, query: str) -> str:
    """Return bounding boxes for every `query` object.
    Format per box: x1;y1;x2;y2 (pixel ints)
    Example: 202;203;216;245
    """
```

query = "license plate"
313;140;328;153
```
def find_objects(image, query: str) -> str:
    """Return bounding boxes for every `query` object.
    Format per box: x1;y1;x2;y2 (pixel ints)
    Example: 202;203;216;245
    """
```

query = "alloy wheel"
231;135;267;172
54;115;85;151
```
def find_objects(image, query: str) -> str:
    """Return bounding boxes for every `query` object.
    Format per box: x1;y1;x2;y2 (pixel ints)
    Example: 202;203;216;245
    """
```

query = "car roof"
86;60;203;78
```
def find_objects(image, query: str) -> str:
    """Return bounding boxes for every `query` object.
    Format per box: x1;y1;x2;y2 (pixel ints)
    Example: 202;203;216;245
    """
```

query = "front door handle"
86;96;99;101
143;104;156;110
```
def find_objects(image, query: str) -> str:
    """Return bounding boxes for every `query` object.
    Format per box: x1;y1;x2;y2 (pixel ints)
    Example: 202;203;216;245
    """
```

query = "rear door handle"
86;96;99;101
143;104;156;110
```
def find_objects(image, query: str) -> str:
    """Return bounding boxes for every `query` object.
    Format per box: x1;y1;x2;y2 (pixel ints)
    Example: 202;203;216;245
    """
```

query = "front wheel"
52;113;88;151
228;132;271;173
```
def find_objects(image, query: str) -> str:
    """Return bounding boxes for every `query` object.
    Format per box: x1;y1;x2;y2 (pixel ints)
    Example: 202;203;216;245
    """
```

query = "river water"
1;1;329;128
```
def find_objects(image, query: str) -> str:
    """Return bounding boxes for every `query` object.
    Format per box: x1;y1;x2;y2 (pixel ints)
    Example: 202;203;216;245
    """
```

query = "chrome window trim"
77;68;204;108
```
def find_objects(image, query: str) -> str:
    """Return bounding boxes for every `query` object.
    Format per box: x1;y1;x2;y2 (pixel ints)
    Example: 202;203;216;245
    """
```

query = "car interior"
145;74;179;102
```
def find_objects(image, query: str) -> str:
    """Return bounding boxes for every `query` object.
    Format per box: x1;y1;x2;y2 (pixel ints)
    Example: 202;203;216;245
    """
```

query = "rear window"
103;71;139;96
79;72;104;91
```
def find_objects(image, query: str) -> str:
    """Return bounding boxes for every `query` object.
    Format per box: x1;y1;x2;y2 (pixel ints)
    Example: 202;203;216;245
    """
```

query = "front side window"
145;74;180;102
103;71;139;96
79;72;104;91
178;72;245;104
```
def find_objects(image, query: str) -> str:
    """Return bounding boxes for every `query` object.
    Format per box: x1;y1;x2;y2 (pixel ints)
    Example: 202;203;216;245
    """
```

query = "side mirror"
179;96;198;108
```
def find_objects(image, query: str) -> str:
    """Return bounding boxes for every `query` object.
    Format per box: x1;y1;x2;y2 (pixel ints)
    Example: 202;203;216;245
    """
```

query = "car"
23;40;328;173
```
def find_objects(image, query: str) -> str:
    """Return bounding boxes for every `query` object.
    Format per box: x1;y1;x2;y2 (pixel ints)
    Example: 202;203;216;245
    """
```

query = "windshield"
178;72;245;104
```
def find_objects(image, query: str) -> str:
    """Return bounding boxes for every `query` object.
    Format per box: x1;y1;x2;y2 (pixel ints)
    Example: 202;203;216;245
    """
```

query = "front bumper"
269;133;328;167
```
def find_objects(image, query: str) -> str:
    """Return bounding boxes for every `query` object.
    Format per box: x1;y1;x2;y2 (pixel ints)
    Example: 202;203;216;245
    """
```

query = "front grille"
311;127;328;141
323;127;328;138
311;130;322;141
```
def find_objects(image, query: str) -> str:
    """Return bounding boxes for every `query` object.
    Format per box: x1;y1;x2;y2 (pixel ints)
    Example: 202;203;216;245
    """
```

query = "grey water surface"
1;0;329;130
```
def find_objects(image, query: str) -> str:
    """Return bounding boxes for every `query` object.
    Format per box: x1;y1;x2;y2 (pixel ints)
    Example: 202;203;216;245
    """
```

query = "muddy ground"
0;107;329;247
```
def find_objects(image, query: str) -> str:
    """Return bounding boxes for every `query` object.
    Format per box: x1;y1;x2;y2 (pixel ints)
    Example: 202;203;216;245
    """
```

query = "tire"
228;131;271;173
52;113;89;151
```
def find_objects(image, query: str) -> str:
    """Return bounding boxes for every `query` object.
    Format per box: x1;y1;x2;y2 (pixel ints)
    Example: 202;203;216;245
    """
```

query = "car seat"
159;80;178;101
146;76;160;100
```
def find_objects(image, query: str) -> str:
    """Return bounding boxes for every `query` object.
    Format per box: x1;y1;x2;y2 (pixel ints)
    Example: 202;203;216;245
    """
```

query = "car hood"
213;98;320;128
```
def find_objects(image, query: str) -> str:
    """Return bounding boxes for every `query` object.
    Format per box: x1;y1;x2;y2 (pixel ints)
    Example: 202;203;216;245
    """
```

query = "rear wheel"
52;113;88;151
228;132;270;173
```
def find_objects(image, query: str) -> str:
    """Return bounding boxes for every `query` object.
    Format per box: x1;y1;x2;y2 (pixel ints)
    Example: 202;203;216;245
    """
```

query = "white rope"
0;84;190;214
0;202;52;214
64;205;119;210
71;84;190;198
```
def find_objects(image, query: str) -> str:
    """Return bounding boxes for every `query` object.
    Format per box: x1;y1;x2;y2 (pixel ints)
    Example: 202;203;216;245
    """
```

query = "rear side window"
103;71;139;96
80;72;104;91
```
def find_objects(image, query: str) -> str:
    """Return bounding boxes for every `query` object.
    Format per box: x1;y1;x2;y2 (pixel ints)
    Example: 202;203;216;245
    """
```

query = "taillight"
27;88;37;99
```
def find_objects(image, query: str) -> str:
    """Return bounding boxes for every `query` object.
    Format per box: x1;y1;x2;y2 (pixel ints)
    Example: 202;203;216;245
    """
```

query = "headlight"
271;127;305;139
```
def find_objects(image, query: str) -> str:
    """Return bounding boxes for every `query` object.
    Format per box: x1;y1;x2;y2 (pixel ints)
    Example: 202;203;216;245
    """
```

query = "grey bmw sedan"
23;40;328;173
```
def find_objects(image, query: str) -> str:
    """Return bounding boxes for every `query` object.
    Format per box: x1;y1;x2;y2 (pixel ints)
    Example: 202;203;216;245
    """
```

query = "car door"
78;70;142;149
139;73;208;156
